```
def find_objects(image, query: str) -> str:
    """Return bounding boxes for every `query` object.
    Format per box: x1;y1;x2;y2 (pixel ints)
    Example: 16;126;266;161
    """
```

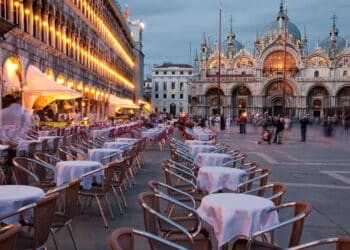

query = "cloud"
122;0;350;73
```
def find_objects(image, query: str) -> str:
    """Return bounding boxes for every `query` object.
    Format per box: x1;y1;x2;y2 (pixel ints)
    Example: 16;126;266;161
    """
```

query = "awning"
109;95;139;109
23;65;82;110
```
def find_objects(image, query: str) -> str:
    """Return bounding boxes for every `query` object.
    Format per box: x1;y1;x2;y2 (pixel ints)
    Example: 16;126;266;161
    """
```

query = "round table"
188;145;216;158
0;185;45;224
197;167;246;194
56;160;103;189
197;193;279;246
195;153;232;168
88;148;122;163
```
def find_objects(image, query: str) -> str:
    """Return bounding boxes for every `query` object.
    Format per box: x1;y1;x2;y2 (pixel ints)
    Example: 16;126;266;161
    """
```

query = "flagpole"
217;2;222;116
282;2;288;115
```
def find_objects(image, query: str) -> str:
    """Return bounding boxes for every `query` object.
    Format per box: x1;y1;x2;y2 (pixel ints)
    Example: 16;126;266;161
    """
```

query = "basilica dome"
319;27;347;50
261;20;301;41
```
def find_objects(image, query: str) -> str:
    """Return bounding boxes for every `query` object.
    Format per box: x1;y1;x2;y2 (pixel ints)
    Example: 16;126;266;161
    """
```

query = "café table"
195;153;232;168
103;141;132;150
188;145;216;158
115;138;139;143
184;140;213;148
197;167;246;194
55;160;103;189
0;185;45;224
197;193;279;247
88;148;122;163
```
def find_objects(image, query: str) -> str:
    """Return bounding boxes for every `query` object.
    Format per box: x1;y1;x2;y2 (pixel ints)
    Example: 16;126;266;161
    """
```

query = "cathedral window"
314;71;319;78
343;70;348;77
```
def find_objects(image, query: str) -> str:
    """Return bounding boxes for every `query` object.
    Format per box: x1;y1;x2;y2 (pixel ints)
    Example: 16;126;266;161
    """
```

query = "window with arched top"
343;70;348;77
314;71;319;78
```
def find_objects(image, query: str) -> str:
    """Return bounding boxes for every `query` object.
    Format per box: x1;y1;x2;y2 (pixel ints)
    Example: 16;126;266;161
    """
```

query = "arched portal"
206;88;224;115
2;56;22;107
307;86;329;118
264;79;294;116
231;85;251;117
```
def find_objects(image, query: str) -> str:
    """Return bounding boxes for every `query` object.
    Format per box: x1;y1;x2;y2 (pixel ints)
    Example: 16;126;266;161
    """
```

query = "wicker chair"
110;157;131;214
78;165;114;228
108;227;187;250
243;183;287;206
138;192;211;250
12;157;56;191
287;237;350;249
232;201;312;250
33;152;62;169
16;193;59;250
47;177;83;250
0;223;22;250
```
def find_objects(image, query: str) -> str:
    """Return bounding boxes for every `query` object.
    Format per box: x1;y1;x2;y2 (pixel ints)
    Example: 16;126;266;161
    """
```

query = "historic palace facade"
0;0;138;118
189;3;350;119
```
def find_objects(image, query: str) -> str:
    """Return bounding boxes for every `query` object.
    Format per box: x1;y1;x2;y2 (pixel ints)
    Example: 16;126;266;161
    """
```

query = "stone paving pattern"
47;123;350;249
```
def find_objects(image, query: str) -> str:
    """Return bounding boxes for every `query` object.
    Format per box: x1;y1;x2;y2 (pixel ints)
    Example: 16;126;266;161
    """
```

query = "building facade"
189;3;350;120
151;63;193;116
0;0;137;119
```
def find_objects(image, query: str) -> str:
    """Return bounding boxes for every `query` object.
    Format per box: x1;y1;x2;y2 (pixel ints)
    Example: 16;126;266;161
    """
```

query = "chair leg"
67;223;79;250
104;195;114;219
112;186;124;214
50;228;59;250
119;186;128;208
94;195;109;228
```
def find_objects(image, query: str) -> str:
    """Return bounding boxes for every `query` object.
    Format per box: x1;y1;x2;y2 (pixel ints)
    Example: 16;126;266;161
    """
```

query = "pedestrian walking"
273;114;284;144
300;115;308;142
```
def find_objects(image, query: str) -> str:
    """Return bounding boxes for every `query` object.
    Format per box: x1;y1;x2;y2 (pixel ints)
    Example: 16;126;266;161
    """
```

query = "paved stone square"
48;124;350;249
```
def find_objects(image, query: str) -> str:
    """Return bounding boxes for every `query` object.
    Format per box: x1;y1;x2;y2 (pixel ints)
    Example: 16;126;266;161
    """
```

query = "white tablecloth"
197;193;279;246
184;140;213;148
0;185;45;224
56;160;103;189
103;141;132;150
195;153;232;168
188;145;216;158
88;148;122;162
115;138;139;143
197;167;246;194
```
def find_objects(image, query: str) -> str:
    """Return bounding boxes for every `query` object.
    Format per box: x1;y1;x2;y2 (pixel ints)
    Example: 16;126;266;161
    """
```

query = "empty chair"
232;201;312;249
78;165;114;228
237;168;272;193
287;237;350;249
138;192;211;250
0;224;22;250
47;177;83;250
108;227;187;250
243;183;287;206
16;193;59;250
12;157;56;190
33;152;62;168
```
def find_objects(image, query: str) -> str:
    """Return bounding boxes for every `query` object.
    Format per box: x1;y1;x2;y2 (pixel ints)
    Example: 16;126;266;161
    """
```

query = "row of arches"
190;81;350;118
0;0;135;91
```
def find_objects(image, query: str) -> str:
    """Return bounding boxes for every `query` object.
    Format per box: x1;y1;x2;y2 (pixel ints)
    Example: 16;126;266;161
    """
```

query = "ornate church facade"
189;3;350;120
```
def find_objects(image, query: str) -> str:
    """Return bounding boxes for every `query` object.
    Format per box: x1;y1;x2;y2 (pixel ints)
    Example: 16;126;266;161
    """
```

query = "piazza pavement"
47;122;350;249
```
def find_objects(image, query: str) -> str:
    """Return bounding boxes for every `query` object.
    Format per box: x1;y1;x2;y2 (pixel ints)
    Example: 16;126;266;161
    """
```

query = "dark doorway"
170;103;176;116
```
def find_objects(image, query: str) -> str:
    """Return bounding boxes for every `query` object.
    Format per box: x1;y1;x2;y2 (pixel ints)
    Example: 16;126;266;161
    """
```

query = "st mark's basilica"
189;2;350;120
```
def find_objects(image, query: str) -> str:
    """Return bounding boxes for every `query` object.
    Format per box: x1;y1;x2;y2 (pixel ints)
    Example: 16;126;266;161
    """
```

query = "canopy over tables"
23;65;82;110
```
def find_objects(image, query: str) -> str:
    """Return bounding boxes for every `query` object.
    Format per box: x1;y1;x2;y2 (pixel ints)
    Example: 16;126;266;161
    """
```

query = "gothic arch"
306;54;330;68
2;56;23;96
336;86;350;107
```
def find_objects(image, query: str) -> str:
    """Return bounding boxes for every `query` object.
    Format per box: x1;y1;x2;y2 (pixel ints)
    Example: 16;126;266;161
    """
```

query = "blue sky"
120;0;350;76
